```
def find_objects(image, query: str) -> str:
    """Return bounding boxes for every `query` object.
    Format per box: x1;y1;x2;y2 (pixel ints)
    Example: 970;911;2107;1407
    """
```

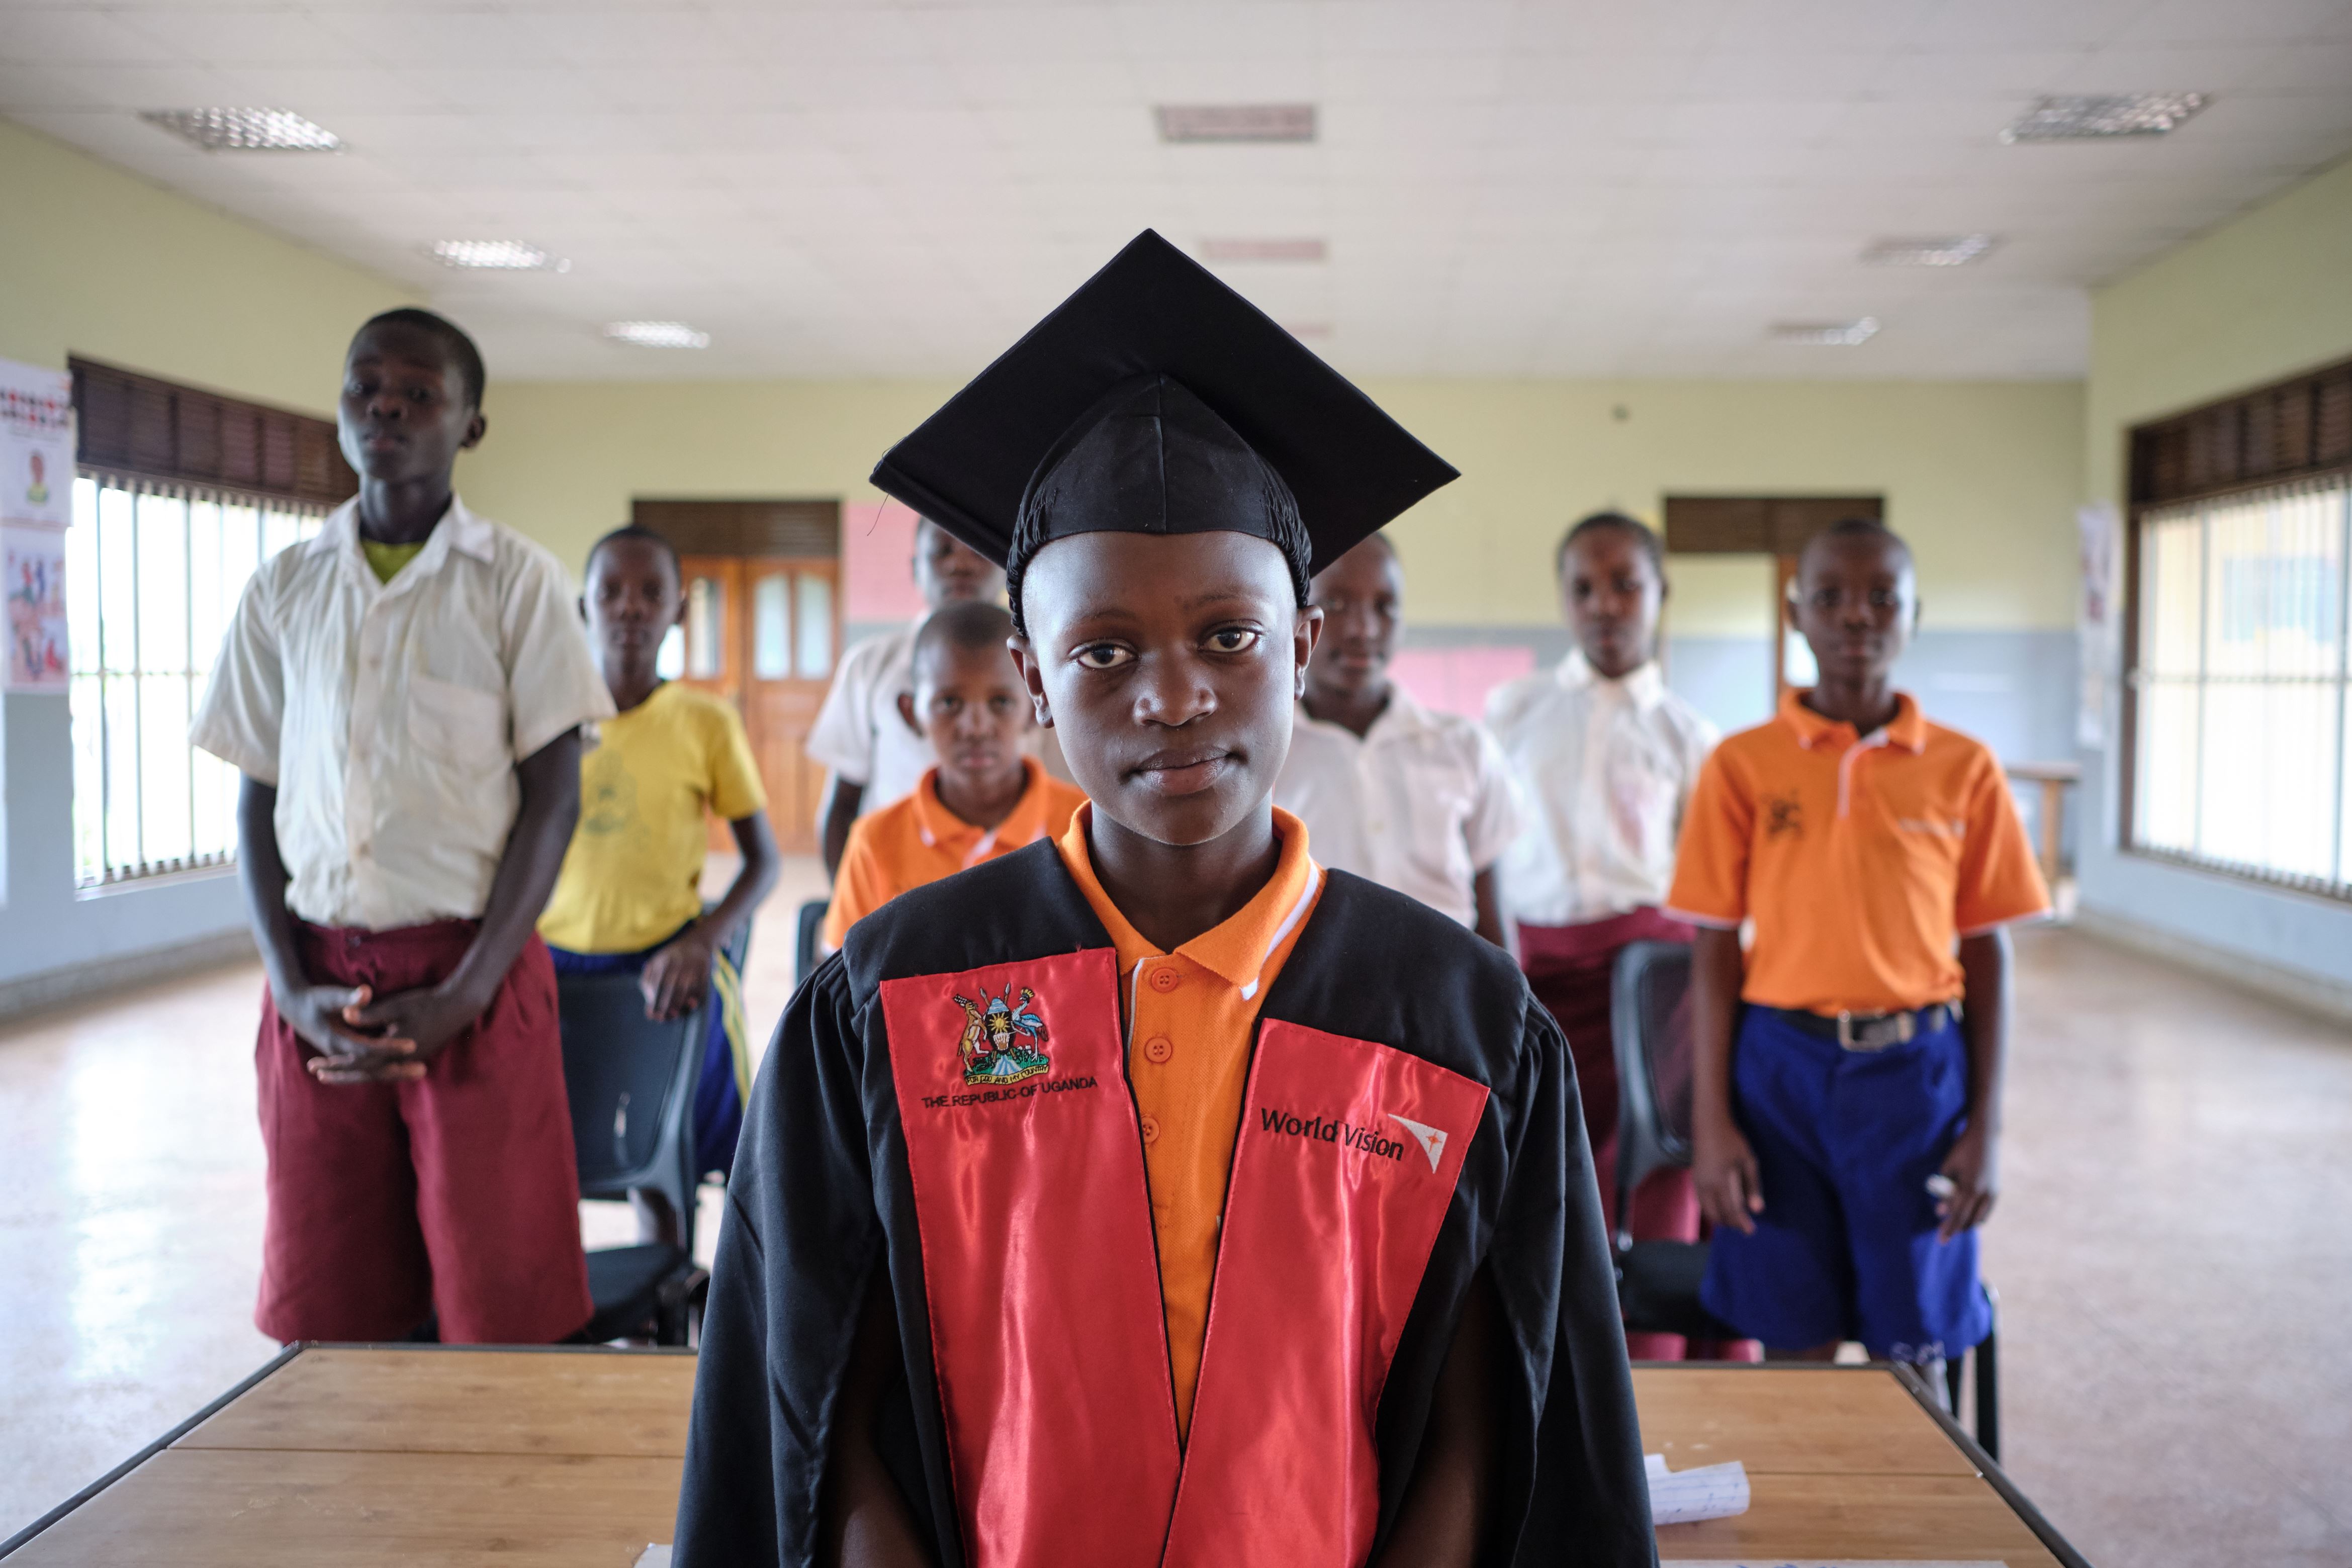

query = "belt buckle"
1834;1009;1915;1051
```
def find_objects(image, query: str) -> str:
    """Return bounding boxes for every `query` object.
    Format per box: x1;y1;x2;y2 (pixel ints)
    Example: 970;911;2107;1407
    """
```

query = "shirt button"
1143;1036;1173;1064
1140;1115;1161;1144
1148;966;1181;993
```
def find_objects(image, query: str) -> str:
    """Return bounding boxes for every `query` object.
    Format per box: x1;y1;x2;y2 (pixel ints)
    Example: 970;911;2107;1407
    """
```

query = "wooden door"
1661;495;1884;707
665;552;838;856
741;557;838;856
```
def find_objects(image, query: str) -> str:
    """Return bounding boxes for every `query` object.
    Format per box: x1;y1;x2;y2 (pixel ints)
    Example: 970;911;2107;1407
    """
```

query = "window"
65;472;325;887
2128;476;2352;894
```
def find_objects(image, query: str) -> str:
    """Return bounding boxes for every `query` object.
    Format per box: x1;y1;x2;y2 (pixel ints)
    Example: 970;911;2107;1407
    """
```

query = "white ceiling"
6;0;2351;383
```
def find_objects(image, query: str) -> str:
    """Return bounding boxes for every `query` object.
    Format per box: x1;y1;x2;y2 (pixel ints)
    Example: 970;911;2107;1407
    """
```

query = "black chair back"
794;897;828;986
1611;939;1698;1230
556;970;702;1256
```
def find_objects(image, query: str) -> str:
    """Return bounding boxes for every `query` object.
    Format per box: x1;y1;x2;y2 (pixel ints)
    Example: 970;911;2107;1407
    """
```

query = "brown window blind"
70;357;356;507
1663;495;1883;554
2129;354;2352;509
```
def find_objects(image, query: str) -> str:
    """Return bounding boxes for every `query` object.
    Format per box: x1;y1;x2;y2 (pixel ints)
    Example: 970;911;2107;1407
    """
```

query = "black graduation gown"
674;842;1654;1568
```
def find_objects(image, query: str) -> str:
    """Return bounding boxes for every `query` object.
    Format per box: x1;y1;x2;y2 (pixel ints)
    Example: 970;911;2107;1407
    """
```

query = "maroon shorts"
254;921;592;1345
1520;907;1757;1363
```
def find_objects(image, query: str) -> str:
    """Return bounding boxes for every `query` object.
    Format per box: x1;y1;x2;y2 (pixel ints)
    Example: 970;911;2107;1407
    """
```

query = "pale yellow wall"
466;375;2085;629
454;378;959;574
2087;153;2352;505
0;121;414;413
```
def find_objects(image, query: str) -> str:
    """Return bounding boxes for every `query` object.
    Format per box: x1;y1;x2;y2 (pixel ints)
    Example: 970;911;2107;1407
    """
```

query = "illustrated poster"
0;357;73;529
4;524;68;691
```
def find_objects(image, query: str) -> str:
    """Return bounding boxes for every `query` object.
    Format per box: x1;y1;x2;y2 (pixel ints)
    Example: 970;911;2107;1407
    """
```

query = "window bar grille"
2336;486;2352;887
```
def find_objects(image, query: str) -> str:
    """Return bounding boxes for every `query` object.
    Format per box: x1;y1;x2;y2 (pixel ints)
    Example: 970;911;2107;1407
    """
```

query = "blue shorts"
1699;1004;1989;1360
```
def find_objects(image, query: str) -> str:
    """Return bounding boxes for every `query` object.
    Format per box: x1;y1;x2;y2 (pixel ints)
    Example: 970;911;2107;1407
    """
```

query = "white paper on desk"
1644;1453;1749;1525
634;1547;671;1568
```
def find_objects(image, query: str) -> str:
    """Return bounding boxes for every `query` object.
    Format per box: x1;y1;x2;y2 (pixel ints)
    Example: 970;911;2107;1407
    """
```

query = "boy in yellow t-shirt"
539;526;780;1233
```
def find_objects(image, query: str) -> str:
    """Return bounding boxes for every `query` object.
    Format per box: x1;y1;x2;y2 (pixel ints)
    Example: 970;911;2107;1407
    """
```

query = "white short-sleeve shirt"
1485;653;1719;927
189;496;615;932
805;623;934;814
1274;686;1522;928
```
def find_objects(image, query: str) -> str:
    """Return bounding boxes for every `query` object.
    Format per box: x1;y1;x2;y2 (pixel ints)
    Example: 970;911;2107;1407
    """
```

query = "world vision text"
1260;1108;1408;1163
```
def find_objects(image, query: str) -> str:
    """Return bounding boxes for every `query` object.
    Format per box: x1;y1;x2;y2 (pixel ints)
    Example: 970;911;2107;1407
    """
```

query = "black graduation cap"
870;230;1458;574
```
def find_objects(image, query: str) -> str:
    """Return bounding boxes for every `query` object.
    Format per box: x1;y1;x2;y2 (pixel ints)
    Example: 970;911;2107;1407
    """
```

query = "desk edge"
1891;1363;2096;1568
0;1343;305;1560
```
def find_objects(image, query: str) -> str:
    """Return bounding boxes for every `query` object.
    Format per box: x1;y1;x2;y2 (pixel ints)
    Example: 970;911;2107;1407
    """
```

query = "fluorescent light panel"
1155;104;1317;143
605;320;710;349
431;240;565;271
2002;93;2207;142
1770;318;1880;346
141;108;341;151
1862;234;1997;267
1198;237;1327;263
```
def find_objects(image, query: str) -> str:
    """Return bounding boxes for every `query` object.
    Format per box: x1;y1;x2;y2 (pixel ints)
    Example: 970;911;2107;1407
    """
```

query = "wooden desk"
6;1349;2086;1566
1636;1365;2081;1565
2005;760;2084;887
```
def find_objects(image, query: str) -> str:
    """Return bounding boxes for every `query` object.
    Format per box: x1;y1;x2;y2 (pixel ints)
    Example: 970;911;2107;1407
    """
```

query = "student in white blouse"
1486;512;1748;1360
1275;533;1520;943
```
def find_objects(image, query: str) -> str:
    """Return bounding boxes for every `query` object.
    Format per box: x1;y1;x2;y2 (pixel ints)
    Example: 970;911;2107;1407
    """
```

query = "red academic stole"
881;949;1488;1568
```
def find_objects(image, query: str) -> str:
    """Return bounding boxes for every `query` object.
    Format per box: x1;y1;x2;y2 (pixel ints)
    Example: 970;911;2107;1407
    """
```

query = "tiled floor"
4;892;2349;1563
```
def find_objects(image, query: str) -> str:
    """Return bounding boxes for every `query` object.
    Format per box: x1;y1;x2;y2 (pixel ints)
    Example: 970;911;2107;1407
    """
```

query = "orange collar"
1778;688;1928;753
913;757;1059;865
1056;804;1322;994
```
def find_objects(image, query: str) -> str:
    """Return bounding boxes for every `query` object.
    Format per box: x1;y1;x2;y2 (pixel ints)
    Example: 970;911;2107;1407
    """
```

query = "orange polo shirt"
1056;803;1324;1440
1665;690;2049;1016
823;759;1086;948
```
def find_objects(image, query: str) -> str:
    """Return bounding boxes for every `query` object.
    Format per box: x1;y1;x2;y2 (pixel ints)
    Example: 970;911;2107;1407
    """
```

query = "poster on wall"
2076;502;2120;749
5;524;69;692
0;357;73;530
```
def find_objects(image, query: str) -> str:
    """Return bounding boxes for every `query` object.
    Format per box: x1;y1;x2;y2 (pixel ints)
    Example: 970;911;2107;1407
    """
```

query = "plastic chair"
794;898;828;987
557;968;709;1345
1607;939;2003;1457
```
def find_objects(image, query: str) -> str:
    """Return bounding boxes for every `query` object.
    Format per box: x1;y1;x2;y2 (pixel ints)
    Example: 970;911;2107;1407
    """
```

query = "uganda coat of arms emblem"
953;986;1052;1086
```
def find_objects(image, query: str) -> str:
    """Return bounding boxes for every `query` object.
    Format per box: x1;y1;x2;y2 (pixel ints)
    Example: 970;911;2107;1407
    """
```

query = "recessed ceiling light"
1770;318;1880;346
1155;104;1317;144
605;321;710;349
1862;234;1997;267
2001;93;2207;143
430;239;567;272
140;108;342;152
1198;238;1327;263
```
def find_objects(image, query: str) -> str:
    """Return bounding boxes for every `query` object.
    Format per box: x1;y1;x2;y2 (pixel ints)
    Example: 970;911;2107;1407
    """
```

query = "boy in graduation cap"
674;234;1652;1568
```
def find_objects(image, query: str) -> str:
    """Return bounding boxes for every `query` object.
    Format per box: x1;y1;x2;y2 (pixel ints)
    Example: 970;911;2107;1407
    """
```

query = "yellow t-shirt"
538;683;767;954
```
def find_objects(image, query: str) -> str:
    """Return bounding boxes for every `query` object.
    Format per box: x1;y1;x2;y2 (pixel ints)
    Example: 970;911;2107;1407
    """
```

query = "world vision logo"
1259;1108;1449;1172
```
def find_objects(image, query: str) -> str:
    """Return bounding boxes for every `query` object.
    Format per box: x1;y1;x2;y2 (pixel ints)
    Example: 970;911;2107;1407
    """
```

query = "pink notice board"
1387;645;1536;720
843;501;927;626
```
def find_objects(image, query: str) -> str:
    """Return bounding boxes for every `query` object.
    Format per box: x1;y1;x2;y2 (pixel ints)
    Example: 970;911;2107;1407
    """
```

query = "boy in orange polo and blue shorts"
1667;519;2048;1382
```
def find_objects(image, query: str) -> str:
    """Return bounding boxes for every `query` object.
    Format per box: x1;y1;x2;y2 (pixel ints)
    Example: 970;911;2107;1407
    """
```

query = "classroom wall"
2076;154;2352;997
463;374;2087;758
0;122;416;1001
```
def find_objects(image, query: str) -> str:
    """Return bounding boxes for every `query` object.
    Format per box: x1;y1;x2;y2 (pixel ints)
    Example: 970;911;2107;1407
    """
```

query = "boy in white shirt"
1275;532;1519;943
1487;512;1740;1359
191;310;614;1345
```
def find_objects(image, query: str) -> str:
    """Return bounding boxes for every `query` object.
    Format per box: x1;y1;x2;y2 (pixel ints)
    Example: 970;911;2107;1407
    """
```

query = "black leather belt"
1768;1003;1954;1052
